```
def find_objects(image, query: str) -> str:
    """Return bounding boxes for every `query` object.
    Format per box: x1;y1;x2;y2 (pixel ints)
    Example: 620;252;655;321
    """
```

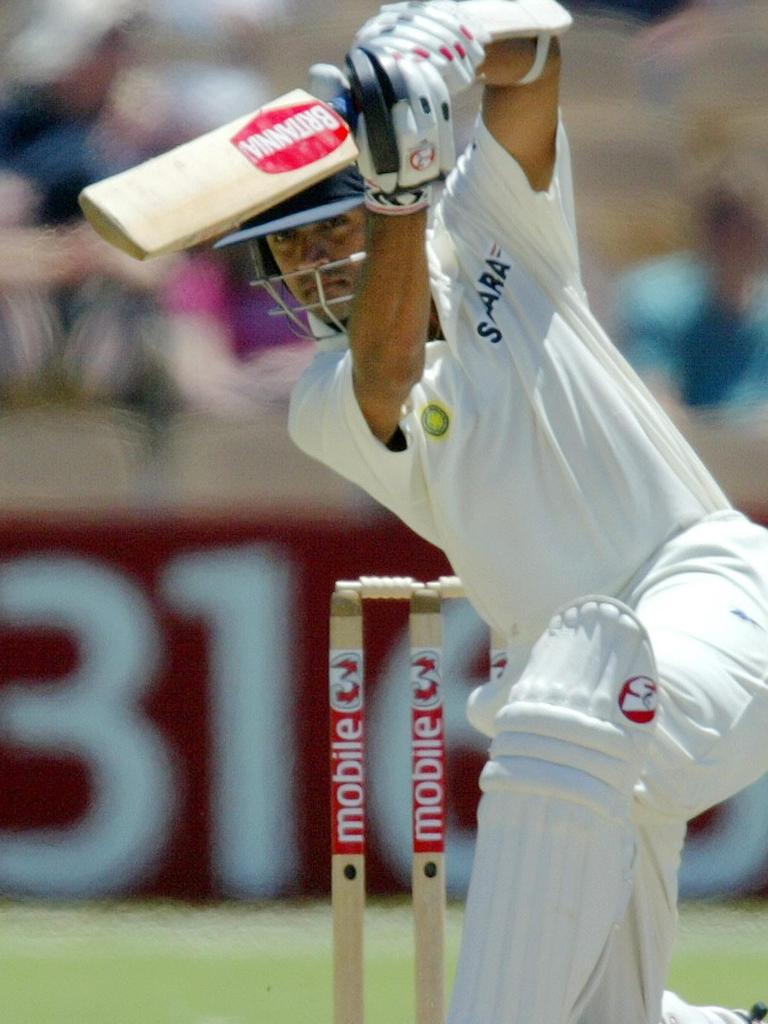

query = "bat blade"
79;89;359;260
80;3;572;261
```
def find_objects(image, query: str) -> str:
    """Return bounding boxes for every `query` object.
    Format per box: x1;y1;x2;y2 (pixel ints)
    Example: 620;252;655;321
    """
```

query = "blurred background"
0;0;767;513
0;1;767;1021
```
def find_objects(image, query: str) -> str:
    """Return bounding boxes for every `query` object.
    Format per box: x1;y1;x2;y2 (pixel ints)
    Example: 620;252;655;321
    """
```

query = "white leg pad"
448;597;659;1024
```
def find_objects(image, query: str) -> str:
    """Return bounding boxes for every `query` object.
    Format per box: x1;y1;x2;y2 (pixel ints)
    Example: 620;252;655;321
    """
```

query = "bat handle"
329;91;358;131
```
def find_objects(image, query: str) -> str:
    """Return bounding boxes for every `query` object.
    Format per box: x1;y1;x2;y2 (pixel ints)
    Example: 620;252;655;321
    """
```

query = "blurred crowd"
0;0;766;512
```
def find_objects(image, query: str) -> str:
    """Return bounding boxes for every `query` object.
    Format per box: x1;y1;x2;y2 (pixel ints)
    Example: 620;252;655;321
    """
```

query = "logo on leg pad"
618;676;657;724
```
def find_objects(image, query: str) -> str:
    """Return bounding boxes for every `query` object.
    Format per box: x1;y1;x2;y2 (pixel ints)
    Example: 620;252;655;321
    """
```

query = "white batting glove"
310;62;419;212
310;54;454;214
360;54;453;190
317;49;455;214
354;1;487;96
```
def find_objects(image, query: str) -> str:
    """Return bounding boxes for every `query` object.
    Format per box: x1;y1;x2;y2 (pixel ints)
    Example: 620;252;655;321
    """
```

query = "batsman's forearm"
480;37;561;87
348;210;431;442
480;38;561;191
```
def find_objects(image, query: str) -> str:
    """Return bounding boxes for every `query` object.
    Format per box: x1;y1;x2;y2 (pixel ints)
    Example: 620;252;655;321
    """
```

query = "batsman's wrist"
364;185;432;216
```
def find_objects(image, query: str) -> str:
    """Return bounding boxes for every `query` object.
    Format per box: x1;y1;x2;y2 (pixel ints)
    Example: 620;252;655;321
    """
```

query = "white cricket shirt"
289;118;730;641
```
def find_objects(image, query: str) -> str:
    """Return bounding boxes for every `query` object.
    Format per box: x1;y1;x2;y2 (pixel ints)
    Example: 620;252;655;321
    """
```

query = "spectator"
146;0;290;41
617;147;768;418
0;0;179;428
3;2;135;220
154;63;314;416
161;244;315;415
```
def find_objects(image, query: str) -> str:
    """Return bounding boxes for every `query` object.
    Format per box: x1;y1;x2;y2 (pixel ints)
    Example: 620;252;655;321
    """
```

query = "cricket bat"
79;0;572;260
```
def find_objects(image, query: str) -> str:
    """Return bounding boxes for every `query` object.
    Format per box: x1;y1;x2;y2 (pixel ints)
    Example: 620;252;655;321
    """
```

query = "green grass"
667;904;768;1007
0;900;765;1023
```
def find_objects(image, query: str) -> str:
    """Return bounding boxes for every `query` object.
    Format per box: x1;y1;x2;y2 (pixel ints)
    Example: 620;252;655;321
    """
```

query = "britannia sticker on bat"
231;101;351;174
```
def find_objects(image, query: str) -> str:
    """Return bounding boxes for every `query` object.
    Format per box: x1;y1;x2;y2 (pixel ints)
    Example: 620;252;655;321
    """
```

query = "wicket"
329;575;507;1024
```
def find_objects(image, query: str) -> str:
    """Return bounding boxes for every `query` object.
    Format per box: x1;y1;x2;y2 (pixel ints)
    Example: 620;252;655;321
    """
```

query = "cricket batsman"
215;2;768;1021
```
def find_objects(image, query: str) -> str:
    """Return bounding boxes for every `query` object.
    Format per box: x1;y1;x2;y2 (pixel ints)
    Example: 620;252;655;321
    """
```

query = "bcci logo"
330;652;363;711
421;403;450;439
412;650;441;708
618;676;658;724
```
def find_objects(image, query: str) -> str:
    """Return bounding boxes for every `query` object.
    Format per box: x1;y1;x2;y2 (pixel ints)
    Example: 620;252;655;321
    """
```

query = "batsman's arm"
346;38;562;446
347;207;431;446
480;37;562;191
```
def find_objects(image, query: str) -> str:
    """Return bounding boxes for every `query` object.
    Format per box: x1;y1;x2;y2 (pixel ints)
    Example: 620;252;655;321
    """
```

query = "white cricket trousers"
582;511;768;1024
459;512;768;1024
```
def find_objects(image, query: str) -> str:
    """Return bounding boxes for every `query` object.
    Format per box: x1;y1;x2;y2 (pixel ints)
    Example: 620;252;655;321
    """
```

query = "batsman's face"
266;210;367;324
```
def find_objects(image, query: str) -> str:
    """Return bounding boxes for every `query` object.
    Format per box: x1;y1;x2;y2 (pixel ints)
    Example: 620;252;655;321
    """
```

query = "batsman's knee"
483;596;659;815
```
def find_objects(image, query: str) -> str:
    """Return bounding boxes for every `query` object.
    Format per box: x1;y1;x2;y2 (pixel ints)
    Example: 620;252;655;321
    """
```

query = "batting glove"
354;1;487;96
312;54;454;214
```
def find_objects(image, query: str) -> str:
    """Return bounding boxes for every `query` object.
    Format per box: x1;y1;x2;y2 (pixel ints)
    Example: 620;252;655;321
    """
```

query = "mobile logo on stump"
412;651;442;709
330;650;365;854
330;653;362;711
411;647;445;853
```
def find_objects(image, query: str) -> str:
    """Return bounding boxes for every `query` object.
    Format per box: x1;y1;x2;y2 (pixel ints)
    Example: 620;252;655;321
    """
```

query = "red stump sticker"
618;676;658;724
329;650;365;857
411;647;446;856
231;102;350;174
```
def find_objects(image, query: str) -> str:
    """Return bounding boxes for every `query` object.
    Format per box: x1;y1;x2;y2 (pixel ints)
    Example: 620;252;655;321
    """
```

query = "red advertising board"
0;512;767;901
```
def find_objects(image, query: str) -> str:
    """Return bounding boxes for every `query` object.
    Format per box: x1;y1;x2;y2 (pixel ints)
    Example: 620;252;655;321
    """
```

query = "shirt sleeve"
289;350;440;542
439;115;583;292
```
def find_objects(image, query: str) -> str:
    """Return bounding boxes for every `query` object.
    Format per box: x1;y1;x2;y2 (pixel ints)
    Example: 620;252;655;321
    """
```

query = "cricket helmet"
215;166;365;274
214;167;366;339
